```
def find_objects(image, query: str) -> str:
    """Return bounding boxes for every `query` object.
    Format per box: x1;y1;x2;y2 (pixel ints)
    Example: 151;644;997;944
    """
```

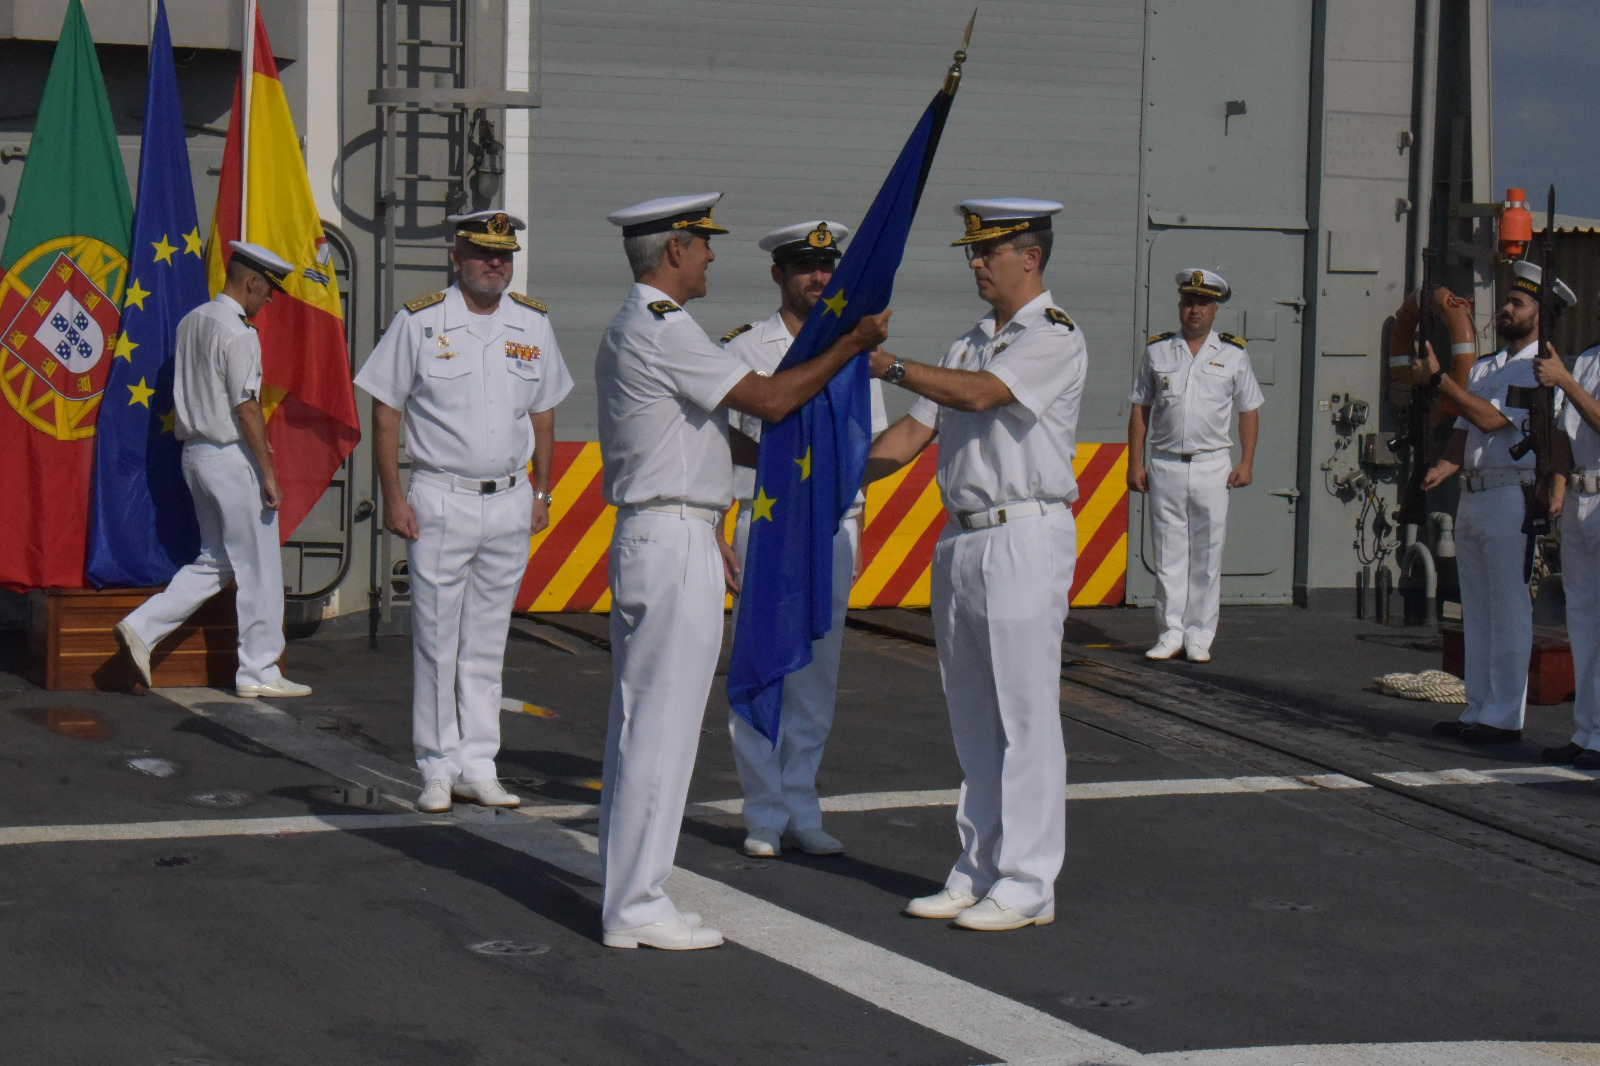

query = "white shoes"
743;827;781;857
603;914;724;950
114;620;153;687
954;897;1054;931
783;827;843;855
904;888;979;919
1145;632;1184;660
1184;642;1212;664
417;779;452;813
452;778;521;808
237;676;313;698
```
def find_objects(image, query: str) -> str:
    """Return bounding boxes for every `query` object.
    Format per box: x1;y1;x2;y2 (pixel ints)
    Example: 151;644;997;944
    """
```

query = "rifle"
1397;248;1435;529
1507;185;1573;582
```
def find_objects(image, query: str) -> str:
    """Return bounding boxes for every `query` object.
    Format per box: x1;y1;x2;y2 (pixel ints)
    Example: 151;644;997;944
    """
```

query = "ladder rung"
396;39;464;49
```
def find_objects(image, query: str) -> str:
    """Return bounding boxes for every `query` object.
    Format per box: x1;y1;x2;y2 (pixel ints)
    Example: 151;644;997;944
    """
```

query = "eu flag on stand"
87;0;206;587
727;64;962;742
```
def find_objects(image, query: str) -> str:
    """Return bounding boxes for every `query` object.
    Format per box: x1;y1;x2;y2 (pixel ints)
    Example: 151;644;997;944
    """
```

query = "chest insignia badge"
423;326;433;338
506;341;541;362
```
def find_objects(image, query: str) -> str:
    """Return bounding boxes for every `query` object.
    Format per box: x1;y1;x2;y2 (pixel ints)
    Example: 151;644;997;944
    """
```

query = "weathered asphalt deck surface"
3;604;1600;1066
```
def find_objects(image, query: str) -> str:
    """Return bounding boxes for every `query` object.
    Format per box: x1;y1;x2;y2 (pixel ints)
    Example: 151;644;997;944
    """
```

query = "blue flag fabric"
87;0;205;587
727;87;955;742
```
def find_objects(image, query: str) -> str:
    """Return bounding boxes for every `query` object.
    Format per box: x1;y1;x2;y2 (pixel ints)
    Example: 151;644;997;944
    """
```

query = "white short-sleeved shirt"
1455;340;1537;472
1561;344;1600;471
173;294;261;445
907;290;1087;514
723;310;888;501
355;285;573;481
596;283;751;509
1128;330;1264;454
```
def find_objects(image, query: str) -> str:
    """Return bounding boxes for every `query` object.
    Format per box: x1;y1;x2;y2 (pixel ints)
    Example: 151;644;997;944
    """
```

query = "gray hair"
1012;229;1053;271
624;230;697;281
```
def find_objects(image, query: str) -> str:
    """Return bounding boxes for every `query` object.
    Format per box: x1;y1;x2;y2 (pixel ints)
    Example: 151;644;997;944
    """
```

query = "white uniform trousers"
1561;490;1600;749
728;506;858;834
406;474;532;783
1454;484;1531;730
931;507;1074;915
600;509;724;932
122;441;284;689
1147;449;1231;648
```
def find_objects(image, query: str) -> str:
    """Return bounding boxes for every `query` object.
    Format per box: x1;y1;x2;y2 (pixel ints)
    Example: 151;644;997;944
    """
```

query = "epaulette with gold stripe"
1219;332;1246;349
510;292;547;314
1044;307;1075;330
648;300;682;318
1148;331;1175;344
721;323;754;344
403;291;446;313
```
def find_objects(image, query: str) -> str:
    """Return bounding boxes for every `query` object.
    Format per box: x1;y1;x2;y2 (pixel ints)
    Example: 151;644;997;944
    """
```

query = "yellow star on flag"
127;377;155;407
821;289;848;317
795;446;812;481
113;332;138;362
151;235;177;264
182;228;203;257
752;487;777;522
159;409;176;435
124;279;150;312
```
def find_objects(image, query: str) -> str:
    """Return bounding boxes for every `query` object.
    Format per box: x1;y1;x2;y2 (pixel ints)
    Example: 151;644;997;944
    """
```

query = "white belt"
626;502;722;525
1459;469;1533;493
413;467;520;496
954;498;1068;531
1151;447;1229;463
1571;469;1600;495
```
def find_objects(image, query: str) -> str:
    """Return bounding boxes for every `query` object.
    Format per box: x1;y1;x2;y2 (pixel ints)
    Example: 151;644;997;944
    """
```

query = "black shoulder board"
509;292;547;313
238;315;257;330
1219;332;1246;349
647;300;682;318
404;291;446;313
1147;331;1175;344
720;323;754;344
1044;307;1075;330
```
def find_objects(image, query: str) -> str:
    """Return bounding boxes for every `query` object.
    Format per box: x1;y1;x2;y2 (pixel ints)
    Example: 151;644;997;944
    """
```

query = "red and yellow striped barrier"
514;441;1128;613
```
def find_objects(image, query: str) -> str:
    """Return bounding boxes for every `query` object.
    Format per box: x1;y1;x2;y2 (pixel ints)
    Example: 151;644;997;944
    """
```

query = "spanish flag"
205;6;359;541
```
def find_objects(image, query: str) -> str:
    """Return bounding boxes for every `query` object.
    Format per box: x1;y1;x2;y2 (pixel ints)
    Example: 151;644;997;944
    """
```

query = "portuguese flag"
205;5;359;541
0;0;132;590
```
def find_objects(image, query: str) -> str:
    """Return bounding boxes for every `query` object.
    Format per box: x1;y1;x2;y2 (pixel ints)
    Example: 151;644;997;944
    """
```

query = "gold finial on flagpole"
943;9;977;95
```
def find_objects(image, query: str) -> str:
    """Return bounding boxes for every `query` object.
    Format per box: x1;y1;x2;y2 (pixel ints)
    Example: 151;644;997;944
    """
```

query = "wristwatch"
883;357;907;386
532;490;553;505
1428;369;1444;388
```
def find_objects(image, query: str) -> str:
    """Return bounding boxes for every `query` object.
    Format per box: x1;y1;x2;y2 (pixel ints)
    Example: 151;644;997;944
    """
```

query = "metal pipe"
1411;0;1440;291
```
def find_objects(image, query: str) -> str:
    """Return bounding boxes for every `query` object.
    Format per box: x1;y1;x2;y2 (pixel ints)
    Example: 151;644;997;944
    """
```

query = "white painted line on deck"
0;812;443;847
1143;1040;1600;1065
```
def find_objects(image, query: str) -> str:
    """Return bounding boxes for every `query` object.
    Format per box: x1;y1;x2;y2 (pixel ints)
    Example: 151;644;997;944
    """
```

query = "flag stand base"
27;587;245;691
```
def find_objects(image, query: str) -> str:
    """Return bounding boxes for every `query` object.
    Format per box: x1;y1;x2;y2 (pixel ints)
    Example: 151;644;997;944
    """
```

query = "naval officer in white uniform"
1127;269;1263;663
114;242;314;700
1534;286;1600;769
596;193;889;950
356;210;573;813
722;220;889;859
866;198;1085;932
1416;260;1576;745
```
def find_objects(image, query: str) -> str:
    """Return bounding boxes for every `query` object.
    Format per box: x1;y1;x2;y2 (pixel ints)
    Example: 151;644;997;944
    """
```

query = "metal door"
1127;228;1304;604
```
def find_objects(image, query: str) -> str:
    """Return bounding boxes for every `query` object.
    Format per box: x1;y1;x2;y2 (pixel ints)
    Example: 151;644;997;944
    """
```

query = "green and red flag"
0;0;132;590
205;5;359;541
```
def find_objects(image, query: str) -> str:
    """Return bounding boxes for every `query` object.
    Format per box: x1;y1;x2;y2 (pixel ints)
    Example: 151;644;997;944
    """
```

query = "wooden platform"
28;587;246;691
1441;624;1575;706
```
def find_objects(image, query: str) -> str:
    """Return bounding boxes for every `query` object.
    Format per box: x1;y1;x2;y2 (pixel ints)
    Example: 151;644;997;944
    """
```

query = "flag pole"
240;0;256;242
943;9;976;95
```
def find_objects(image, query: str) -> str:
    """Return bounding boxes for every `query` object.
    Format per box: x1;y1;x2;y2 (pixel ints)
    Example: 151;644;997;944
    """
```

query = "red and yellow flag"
205;8;358;541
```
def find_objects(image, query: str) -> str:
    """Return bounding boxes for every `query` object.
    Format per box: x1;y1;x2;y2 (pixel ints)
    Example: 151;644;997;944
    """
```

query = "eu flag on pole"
727;27;970;742
86;0;205;586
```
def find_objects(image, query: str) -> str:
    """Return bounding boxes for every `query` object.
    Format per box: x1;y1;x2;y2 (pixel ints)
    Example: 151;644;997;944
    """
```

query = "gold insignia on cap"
952;209;1035;247
669;206;729;235
488;213;510;236
807;223;834;249
1191;270;1205;287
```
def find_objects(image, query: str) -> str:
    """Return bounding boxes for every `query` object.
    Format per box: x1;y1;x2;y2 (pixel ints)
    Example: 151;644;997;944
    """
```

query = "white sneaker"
114;620;153;687
1145;633;1184;660
783;827;843;855
904;888;979;919
1184;643;1212;664
417;779;452;813
603;914;724;950
452;778;521;808
237;677;313;698
743;827;781;857
954;897;1054;931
